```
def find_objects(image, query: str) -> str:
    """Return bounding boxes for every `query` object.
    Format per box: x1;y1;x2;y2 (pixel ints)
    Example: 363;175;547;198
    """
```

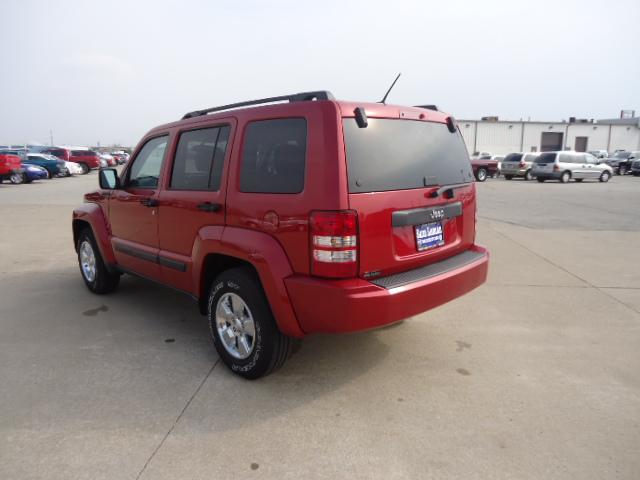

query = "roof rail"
181;90;335;120
415;104;439;111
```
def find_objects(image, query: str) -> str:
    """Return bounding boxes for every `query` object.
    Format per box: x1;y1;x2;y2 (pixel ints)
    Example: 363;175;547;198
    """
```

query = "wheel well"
72;219;91;251
198;254;259;314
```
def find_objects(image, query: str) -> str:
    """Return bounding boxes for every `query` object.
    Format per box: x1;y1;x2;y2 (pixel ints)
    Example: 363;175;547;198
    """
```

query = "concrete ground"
1;173;639;480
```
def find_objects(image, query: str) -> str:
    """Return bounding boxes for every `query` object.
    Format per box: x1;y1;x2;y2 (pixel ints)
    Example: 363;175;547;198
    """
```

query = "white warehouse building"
458;116;640;155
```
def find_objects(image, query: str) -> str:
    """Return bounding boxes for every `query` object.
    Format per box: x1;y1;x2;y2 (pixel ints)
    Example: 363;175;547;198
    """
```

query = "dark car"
604;151;633;175
72;89;489;379
630;151;640;176
24;153;67;178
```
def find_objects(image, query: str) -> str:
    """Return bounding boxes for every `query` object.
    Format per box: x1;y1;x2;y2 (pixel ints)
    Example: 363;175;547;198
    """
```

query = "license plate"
415;222;445;251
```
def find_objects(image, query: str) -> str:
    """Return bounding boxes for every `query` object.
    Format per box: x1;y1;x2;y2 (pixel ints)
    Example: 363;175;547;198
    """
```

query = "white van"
532;151;613;183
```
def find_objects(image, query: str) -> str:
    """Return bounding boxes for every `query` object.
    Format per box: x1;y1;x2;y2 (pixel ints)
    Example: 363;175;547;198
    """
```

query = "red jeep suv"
72;91;489;379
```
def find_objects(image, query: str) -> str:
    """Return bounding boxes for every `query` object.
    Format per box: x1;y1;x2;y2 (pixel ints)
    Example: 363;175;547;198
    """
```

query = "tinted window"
171;126;230;191
503;153;523;163
71;150;87;156
240;118;306;193
128;136;168;188
343;119;473;193
585;154;597;164
536;153;556;163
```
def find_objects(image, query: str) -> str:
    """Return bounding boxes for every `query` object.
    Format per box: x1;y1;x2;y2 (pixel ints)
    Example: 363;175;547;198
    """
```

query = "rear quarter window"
239;118;306;194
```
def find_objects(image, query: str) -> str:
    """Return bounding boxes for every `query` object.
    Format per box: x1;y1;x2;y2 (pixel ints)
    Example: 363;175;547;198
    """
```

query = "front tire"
77;229;120;294
208;267;292;380
79;163;90;175
560;171;571;183
10;172;24;184
475;168;488;182
599;171;611;183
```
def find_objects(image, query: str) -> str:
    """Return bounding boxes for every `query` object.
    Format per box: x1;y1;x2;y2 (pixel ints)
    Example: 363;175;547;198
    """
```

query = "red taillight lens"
519;161;526;168
553;163;560;172
310;210;358;278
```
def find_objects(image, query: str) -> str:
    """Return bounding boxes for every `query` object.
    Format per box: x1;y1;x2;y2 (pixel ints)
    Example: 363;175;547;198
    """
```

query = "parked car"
24;153;68;178
99;153;117;167
68;150;101;173
629;152;640;176
500;152;539;180
0;153;24;184
532;151;612;183
604;151;633;175
72;90;489;379
64;160;85;175
17;163;49;183
588;149;608;159
492;155;505;177
41;147;72;162
471;154;499;182
110;151;129;164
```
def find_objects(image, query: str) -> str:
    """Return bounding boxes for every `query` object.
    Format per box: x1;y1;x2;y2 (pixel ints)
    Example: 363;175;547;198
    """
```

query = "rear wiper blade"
428;182;472;198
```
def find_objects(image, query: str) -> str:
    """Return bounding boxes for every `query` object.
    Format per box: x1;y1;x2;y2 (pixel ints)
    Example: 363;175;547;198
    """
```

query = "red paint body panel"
70;152;101;169
72;200;116;265
0;154;22;175
286;245;489;334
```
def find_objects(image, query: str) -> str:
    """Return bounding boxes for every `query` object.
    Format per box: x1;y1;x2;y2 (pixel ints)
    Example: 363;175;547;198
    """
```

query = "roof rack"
181;90;335;120
415;104;439;111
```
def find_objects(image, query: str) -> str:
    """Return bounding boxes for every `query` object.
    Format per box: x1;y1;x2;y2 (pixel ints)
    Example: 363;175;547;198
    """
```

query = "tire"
537;177;545;183
560;171;571;183
599;171;611;183
77;228;120;294
79;163;90;175
45;169;53;179
504;175;513;180
207;267;292;380
475;168;488;182
10;172;24;184
22;172;32;184
618;165;627;176
524;170;532;181
575;179;583;183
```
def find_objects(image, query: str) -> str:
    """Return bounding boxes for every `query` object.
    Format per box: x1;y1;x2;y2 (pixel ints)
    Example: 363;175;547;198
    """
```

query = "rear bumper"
285;245;489;334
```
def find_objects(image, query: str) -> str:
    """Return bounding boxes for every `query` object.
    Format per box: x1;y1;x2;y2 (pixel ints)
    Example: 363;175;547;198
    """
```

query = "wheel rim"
215;293;256;360
563;173;569;182
478;169;486;181
10;173;22;184
79;240;97;282
602;172;609;182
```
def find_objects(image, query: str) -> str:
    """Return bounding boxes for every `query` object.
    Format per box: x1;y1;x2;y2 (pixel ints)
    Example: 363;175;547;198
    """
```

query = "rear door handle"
197;202;222;212
140;197;159;207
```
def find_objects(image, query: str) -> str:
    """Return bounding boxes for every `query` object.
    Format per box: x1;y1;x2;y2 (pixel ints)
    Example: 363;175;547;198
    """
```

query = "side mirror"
99;168;120;190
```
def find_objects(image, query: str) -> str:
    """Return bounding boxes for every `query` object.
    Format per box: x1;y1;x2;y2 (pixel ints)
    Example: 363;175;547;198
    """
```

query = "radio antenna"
379;73;401;104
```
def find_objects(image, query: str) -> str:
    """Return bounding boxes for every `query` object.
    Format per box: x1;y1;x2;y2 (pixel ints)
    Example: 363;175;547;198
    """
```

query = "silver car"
501;152;539;180
532;151;613;183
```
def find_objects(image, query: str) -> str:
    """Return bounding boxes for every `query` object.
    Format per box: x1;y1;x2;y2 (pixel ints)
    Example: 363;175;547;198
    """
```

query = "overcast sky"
1;0;638;147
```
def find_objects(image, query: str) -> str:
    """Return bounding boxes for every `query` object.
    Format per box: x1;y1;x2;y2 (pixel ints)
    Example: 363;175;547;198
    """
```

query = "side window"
128;136;168;188
558;153;573;164
170;126;230;191
585;154;597;164
240;118;307;193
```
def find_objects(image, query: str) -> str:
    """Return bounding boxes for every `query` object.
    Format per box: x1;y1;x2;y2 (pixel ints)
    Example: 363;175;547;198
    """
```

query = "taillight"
519;160;526;168
310;210;358;278
553;163;560;172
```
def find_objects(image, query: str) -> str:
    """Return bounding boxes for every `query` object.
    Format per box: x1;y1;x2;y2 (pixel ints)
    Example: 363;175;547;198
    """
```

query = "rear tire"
560;171;571;183
475;168;488;182
504;175;513;180
207;267;292;380
599;171;611;183
77;228;120;294
524;170;532;181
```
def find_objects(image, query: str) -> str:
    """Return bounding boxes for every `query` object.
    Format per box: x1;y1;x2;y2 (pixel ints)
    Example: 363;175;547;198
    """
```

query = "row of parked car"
0;146;129;184
470;149;640;183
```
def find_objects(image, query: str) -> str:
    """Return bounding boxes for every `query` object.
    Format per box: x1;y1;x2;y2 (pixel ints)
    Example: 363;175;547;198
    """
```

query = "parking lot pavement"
1;175;639;480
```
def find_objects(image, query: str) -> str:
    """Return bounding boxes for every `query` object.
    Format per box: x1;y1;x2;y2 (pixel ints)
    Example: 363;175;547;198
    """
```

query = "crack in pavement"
487;222;640;316
135;359;220;480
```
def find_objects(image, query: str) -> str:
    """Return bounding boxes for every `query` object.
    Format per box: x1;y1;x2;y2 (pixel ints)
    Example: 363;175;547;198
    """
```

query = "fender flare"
72;204;116;267
192;226;305;338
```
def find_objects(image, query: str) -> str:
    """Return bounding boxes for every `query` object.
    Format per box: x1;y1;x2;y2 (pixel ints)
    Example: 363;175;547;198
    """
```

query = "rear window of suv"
503;153;523;163
343;119;473;193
